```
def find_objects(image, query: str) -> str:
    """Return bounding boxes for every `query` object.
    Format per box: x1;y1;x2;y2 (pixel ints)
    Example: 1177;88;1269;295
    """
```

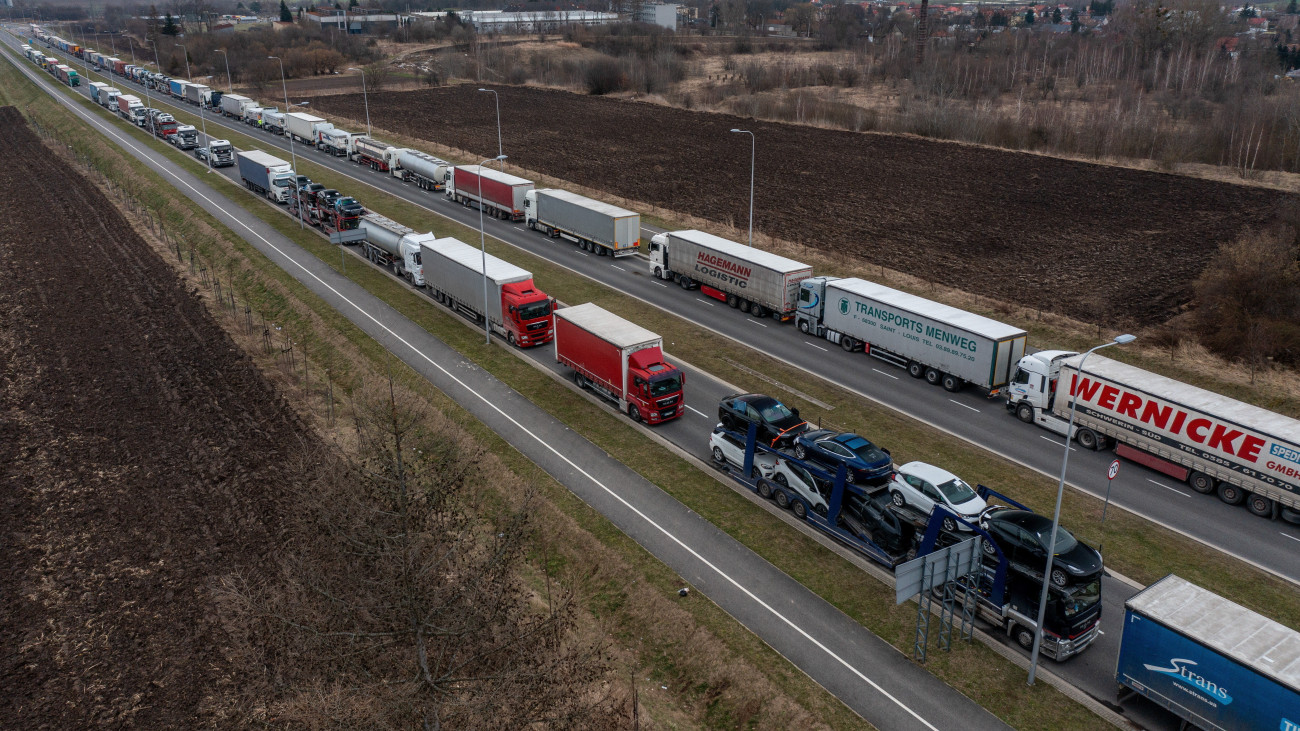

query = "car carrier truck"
1115;574;1300;730
237;150;294;203
554;303;685;424
393;148;448;189
357;213;431;285
796;276;1028;394
420;237;555;348
649;230;813;320
525;189;640;257
1006;352;1300;521
445;165;532;221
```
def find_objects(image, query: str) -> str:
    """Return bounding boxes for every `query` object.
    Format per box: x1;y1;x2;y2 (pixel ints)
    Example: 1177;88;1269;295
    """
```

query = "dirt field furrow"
308;84;1296;327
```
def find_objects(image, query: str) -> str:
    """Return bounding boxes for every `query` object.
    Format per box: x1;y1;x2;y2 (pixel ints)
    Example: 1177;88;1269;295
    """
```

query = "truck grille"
527;321;548;332
657;395;679;408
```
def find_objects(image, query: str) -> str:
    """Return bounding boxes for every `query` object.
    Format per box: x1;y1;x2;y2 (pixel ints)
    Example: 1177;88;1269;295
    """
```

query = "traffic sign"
1108;459;1121;481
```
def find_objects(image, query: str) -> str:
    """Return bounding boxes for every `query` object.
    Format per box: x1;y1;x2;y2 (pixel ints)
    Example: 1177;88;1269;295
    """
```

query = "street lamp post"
269;55;305;229
129;43;151;122
213;48;232;93
729;128;755;247
478;155;508;345
147;39;163;134
1026;332;1136;685
478;88;503;171
346;67;371;137
177;43;211;172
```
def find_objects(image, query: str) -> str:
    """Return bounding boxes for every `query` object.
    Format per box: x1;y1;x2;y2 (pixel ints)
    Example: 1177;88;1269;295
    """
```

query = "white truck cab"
1004;350;1104;445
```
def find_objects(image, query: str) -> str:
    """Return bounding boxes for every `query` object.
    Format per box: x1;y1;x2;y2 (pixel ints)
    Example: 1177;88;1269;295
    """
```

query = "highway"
5;34;1268;729
49;46;1300;590
0;38;1016;731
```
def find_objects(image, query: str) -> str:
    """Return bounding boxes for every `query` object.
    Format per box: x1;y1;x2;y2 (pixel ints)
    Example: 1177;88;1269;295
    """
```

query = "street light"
346;67;371;137
177;43;211;172
1026;332;1137;685
477;154;508;345
213;48;232;93
478;88;503;171
729;128;755;247
129;42;151;121
147;38;162;134
269;55;305;229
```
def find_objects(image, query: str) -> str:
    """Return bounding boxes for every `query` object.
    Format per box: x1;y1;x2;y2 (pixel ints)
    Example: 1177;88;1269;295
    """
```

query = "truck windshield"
1058;580;1100;617
516;300;551;321
648;373;681;397
273;175;293;188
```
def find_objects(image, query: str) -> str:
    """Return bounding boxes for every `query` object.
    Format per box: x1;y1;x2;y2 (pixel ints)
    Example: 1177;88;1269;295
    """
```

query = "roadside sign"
1108;459;1121;481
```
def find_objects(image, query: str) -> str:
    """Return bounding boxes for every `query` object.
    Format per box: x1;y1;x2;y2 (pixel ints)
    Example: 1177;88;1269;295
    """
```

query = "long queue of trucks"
31;24;1298;527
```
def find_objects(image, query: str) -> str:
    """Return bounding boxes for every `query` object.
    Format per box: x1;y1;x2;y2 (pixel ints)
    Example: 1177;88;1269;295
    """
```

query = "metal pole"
479;88;502;171
1027;333;1135;685
478;155;506;345
149;40;162;135
729;128;754;246
178;44;211;172
215;48;232;93
347;67;371;137
130;43;151;120
270;55;304;229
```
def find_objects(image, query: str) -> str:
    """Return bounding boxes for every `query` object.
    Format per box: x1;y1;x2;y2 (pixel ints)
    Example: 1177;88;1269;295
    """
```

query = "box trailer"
525;189;640;257
357;213;430;285
445;165;532;221
284;112;331;145
1008;354;1300;519
316;127;353;156
796;276;1027;394
99;87;120;109
116;94;145;125
112;59;127;75
87;81;108;102
419;237;554;348
649;230;813;319
393;148;449;189
554;303;685;424
237;150;295;203
219;93;255;119
183;83;209;106
1116;574;1300;730
168;78;189;98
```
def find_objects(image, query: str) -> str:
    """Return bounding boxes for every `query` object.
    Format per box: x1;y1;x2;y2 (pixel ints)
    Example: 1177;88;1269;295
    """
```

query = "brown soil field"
309;84;1297;327
0;107;307;726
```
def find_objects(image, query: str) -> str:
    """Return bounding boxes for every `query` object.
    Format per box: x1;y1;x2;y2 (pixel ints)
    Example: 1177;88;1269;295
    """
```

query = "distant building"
305;9;401;33
414;9;618;33
635;3;680;30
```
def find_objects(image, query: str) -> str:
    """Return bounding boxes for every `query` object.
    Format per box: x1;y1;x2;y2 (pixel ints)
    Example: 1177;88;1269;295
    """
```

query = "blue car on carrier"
792;430;893;485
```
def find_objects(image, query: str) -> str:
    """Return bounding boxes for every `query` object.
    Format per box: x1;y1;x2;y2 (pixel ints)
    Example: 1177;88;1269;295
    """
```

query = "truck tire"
907;362;925;378
1188;471;1216;494
757;479;773;498
1216;482;1245;505
654;267;663;279
628;404;642;423
751;304;767;318
739;299;751;313
792;500;808;520
798;319;810;334
775;490;791;509
840;336;856;352
1246;493;1274;517
574;370;587;389
678;276;692;290
1016;402;1035;424
941;374;963;392
1075;428;1100;450
1014;625;1036;651
727;294;739;308
924;368;941;385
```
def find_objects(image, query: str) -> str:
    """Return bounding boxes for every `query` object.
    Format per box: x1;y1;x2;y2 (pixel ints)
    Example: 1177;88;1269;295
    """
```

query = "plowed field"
0;107;306;726
310;85;1296;326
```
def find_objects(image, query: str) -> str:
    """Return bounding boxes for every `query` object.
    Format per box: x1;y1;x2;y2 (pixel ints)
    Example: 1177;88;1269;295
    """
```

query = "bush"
584;59;627;95
1193;229;1300;370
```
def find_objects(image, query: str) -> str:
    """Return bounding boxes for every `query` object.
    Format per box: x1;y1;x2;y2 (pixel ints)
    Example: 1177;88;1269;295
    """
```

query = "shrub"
584;59;627;95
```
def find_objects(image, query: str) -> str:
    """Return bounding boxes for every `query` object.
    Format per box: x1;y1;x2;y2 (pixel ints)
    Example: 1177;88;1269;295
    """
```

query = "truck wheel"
507;332;516;346
775;490;791;509
1246;493;1274;517
757;479;773;498
1216;482;1245;505
1014;625;1036;651
907;362;925;378
751;305;767;318
727;294;739;308
678;276;692;290
924;368;941;385
629;404;642;422
574;370;587;389
942;374;963;392
1188;471;1216;494
739;300;751;313
1011;403;1034;425
1075;428;1100;450
654;267;663;279
840;336;856;352
798;319;810;334
792;500;808;520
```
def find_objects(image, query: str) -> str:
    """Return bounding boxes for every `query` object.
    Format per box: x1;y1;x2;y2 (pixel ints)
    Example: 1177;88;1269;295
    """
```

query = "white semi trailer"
524;189;639;257
648;230;812;320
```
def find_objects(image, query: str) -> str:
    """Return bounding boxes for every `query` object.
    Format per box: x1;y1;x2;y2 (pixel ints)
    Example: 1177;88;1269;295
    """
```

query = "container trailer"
554;303;685;423
237;150;295;203
649;230;812;319
284;112;331;145
796;277;1028;394
87;81;108;102
420;237;555;348
525;189;640;256
445;165;532;221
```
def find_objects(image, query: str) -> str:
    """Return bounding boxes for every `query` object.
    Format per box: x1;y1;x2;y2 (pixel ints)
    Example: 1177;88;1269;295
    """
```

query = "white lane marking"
15;55;939;731
806;342;828;352
641;226;656;233
1280;532;1300;544
1148;479;1191;497
686;405;709;418
949;399;980;413
610;264;627;272
872;368;899;380
653;281;668;287
747;319;768;328
695;298;715;307
1039;435;1075;452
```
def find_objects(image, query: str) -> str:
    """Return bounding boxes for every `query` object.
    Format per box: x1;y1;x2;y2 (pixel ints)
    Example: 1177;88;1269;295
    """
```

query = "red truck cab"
502;282;554;347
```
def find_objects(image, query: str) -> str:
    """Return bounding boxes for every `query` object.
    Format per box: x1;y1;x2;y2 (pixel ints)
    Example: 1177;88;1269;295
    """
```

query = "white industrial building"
635;4;679;30
413;9;619;33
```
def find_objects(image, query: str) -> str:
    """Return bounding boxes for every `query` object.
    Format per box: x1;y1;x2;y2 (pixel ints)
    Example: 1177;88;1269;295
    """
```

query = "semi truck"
115;94;145;125
285;112;332;145
357;213;431;285
649;230;813;320
524;189;640;257
236;150;295;203
173;124;199;149
420;237;555;348
1115;574;1300;730
445;165;532;221
87;81;108;102
796;277;1028;394
554;303;685;424
55;64;79;86
316;127;353;157
261;110;286;135
183;83;209;106
219;93;255;119
393;148;448;189
352;136;397;171
208;139;235;167
113;59;127;75
1006;353;1300;521
99;87;120;109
